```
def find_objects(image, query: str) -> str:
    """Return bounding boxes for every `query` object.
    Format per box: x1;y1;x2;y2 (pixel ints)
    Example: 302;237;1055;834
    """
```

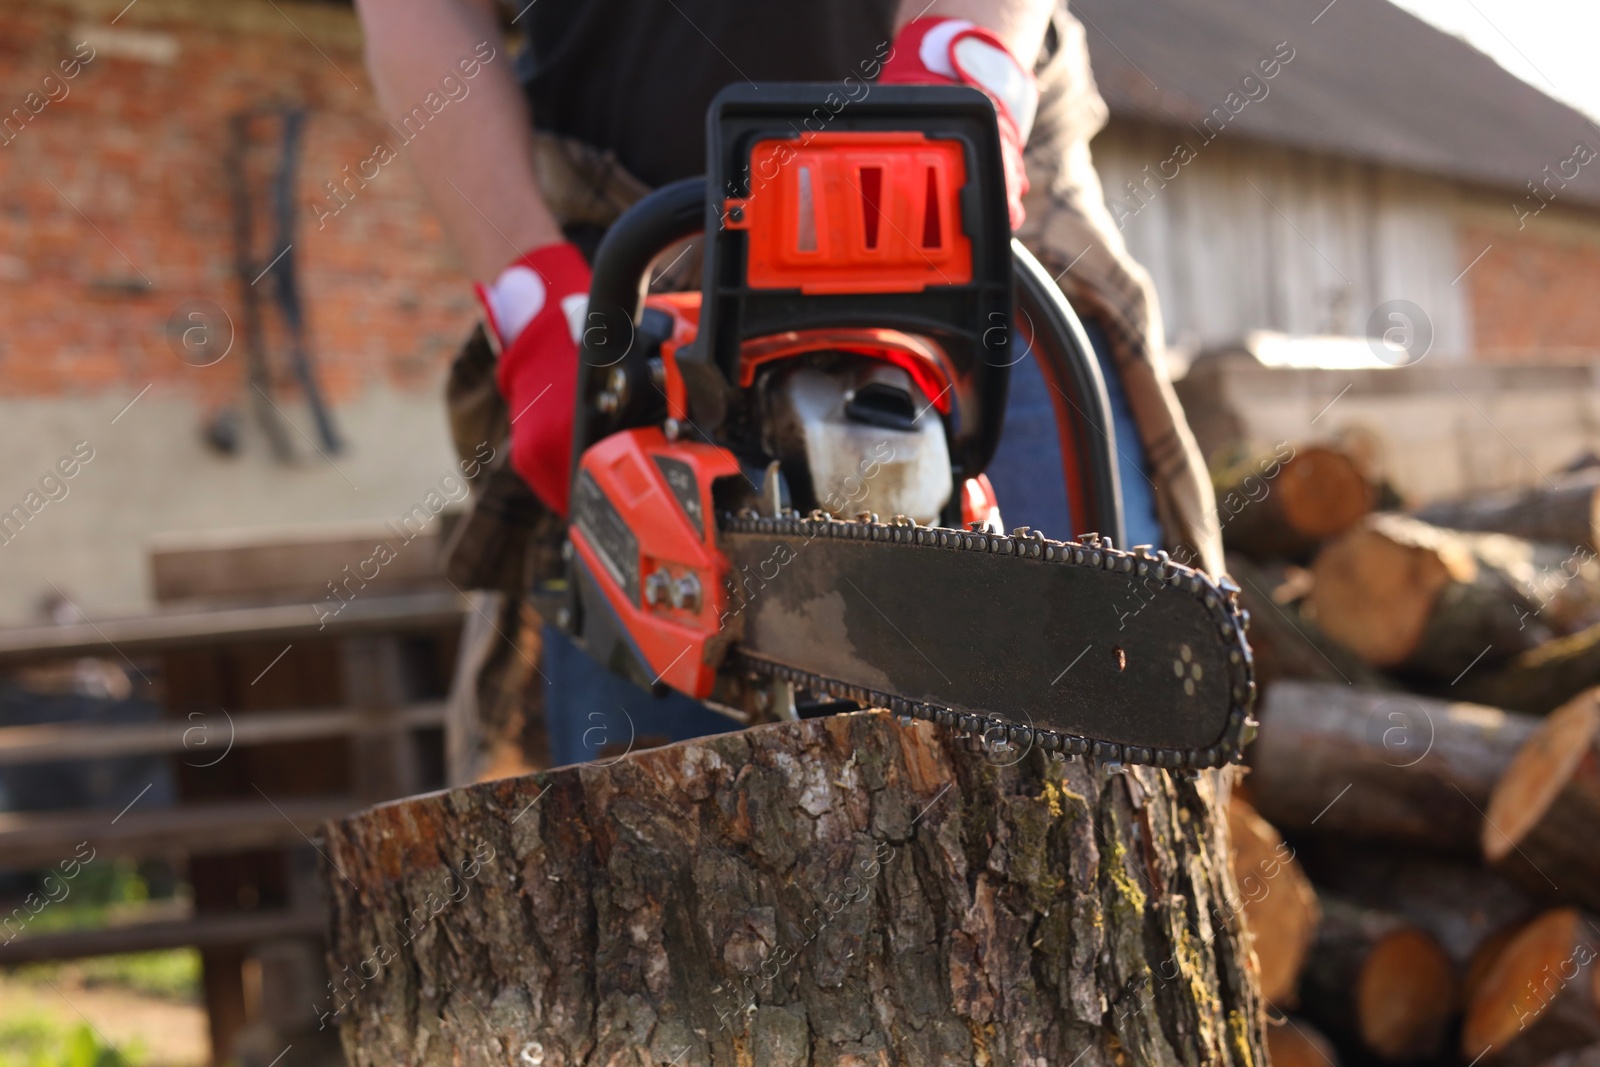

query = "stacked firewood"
1217;449;1600;1066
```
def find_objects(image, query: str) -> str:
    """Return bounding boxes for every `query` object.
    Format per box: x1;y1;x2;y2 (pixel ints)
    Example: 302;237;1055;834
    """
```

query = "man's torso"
516;0;901;187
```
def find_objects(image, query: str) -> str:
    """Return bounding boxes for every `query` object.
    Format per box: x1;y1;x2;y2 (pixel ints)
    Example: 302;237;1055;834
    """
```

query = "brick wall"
1460;201;1600;364
0;0;474;407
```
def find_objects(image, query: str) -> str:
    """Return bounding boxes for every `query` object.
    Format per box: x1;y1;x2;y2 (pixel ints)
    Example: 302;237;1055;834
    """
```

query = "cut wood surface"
1299;897;1456;1062
321;712;1267;1067
1266;1018;1341;1067
1224;554;1395;691
1467;924;1529;1008
1483;691;1600;911
1416;476;1600;555
1216;445;1374;561
1295;843;1539;968
1462;908;1600;1067
1308;514;1600;680
1228;794;1320;1006
1248;681;1539;853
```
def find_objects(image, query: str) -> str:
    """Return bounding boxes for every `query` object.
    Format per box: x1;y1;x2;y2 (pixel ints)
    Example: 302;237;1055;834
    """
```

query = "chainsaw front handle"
571;176;1125;547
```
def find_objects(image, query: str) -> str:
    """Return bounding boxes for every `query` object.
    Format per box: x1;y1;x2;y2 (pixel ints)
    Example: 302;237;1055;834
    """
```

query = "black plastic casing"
687;82;1015;483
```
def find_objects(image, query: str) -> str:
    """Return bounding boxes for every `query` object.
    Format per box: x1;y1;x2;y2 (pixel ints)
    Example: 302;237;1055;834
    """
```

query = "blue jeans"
984;317;1163;549
540;317;1163;767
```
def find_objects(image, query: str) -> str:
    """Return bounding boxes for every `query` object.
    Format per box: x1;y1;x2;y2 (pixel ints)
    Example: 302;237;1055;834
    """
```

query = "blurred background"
4;0;1600;1065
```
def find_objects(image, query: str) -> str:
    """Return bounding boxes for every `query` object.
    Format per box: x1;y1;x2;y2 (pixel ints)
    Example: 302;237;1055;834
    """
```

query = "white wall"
1093;123;1475;359
0;383;463;626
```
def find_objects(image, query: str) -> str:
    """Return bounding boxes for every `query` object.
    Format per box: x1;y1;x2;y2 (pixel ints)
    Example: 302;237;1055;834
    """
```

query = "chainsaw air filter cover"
691;83;1015;486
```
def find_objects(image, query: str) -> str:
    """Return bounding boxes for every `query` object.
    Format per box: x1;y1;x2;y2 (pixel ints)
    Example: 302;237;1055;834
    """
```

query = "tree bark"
1543;1044;1600;1067
1462;908;1600;1067
1308;514;1600;681
320;712;1267;1067
1216;445;1373;563
1247;680;1540;854
1227;795;1320;1007
1298;897;1456;1062
1415;476;1600;555
1457;624;1600;717
1483;690;1600;911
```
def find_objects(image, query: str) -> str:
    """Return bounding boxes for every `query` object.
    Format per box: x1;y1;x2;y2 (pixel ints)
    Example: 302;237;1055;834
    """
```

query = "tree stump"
320;712;1266;1066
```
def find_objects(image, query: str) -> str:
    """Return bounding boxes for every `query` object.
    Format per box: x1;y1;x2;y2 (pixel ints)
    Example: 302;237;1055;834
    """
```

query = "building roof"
1074;0;1600;206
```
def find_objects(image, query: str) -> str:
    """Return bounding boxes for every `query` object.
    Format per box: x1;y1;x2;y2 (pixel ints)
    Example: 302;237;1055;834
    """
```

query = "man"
353;0;1221;772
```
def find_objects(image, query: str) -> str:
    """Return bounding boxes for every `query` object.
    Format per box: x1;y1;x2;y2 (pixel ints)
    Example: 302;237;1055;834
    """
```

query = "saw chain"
717;511;1258;770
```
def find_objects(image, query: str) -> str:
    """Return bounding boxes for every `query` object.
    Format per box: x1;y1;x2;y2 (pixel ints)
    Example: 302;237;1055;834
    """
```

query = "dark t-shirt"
516;0;902;187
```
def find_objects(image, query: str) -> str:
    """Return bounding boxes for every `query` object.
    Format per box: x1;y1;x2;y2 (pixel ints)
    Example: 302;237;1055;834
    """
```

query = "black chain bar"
717;510;1258;769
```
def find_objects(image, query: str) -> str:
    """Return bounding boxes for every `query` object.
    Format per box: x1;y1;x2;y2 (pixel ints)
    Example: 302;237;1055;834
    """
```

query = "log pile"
1214;444;1375;562
1214;447;1600;1066
1415;476;1600;554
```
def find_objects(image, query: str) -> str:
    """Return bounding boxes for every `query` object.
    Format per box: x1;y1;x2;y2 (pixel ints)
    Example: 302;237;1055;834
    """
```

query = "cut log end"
1267;1018;1341;1067
1279;447;1376;541
1301;898;1458;1062
1484;692;1600;863
1309;516;1464;668
1466;923;1530;1006
1228;795;1320;1005
1463;908;1600;1062
1358;927;1456;1060
1217;445;1374;561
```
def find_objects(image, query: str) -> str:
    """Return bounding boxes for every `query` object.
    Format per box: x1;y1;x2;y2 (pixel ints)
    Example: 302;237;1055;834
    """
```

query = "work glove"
878;17;1038;231
475;242;591;516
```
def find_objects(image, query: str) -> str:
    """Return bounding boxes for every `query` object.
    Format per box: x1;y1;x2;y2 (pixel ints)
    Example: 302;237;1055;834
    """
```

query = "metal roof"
1075;0;1600;206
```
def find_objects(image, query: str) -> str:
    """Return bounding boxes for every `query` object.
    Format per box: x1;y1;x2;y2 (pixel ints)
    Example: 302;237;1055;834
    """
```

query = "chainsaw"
544;84;1255;769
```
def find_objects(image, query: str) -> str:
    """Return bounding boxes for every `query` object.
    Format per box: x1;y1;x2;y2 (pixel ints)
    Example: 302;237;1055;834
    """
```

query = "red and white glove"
475;242;591;516
879;17;1038;231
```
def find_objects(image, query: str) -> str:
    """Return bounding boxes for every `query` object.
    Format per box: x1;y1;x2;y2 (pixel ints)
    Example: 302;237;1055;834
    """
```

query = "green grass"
13;951;200;1005
0;1019;142;1067
3;859;200;1004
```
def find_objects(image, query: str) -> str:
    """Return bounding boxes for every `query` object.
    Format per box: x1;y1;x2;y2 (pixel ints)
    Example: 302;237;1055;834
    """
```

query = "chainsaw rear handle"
573;177;1127;546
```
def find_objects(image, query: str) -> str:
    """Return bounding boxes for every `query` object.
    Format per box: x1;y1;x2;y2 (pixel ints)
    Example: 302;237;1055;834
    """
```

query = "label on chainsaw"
573;470;641;604
653;455;705;540
719;515;1255;768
